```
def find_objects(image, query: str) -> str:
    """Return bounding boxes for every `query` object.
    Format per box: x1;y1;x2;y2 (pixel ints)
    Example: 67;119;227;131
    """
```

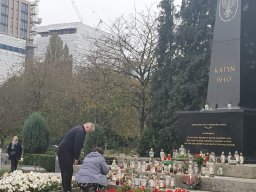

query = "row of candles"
108;157;201;189
109;150;244;174
107;146;245;189
108;168;177;189
155;145;245;164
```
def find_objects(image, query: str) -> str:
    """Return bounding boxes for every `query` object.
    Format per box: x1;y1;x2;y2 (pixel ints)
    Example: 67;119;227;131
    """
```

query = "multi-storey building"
35;22;106;69
0;0;31;38
0;0;40;81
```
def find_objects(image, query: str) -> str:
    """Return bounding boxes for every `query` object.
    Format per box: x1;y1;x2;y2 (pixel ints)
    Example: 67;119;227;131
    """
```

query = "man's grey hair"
85;122;95;131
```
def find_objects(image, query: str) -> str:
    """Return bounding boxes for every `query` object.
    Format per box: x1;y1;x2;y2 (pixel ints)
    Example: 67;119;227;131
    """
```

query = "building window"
16;9;19;18
38;32;48;37
1;14;8;23
48;28;77;35
38;28;78;37
1;13;8;33
1;5;8;15
16;1;19;10
11;8;14;16
20;29;27;39
21;12;27;21
1;0;8;6
0;43;26;54
10;0;14;9
21;3;27;13
21;20;27;30
0;24;8;33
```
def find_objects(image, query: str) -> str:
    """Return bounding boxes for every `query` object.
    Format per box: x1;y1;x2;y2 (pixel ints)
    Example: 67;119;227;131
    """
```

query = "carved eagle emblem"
221;0;236;18
219;0;238;22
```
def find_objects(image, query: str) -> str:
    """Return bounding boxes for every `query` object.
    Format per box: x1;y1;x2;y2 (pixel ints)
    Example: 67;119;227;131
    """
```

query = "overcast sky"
38;0;181;30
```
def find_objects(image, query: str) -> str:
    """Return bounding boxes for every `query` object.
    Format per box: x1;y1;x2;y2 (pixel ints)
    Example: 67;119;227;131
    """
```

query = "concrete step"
201;176;256;192
214;163;256;179
73;164;256;192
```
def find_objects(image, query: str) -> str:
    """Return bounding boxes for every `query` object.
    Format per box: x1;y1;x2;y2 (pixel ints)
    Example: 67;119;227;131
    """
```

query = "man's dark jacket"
58;125;86;159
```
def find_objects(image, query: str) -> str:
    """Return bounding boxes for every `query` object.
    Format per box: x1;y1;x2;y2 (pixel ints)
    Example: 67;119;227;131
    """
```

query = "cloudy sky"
38;0;181;29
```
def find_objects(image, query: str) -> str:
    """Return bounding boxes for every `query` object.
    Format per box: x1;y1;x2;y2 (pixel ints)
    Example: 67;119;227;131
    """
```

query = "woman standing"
7;136;22;172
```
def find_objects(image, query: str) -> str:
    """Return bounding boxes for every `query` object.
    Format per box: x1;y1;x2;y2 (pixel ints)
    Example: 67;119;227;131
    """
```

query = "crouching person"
75;147;109;192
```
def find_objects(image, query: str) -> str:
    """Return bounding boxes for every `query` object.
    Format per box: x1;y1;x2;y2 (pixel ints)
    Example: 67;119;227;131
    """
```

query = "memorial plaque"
177;0;256;158
177;109;256;157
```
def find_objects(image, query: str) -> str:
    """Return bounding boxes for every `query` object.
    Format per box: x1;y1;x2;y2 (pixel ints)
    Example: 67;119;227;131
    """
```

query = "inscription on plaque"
185;136;235;147
184;123;235;148
214;65;236;83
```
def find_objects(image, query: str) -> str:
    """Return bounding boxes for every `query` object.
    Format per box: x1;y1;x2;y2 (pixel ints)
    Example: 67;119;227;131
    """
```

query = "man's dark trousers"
57;150;73;192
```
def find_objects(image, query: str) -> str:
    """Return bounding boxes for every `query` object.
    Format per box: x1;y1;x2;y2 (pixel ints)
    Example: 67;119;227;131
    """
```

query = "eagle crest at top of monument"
219;0;238;22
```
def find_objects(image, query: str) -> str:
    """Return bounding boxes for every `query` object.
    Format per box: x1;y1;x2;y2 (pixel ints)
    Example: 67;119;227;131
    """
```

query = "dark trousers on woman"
57;150;74;192
77;183;104;192
10;158;18;172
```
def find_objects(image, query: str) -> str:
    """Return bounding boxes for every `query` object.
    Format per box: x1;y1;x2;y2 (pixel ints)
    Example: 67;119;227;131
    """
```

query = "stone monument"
177;0;256;161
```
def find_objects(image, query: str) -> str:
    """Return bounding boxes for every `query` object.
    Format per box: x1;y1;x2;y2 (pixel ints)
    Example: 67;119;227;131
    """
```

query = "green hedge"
0;169;9;177
23;154;55;172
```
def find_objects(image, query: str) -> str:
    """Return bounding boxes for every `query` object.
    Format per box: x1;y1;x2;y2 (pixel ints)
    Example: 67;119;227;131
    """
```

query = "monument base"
176;108;256;159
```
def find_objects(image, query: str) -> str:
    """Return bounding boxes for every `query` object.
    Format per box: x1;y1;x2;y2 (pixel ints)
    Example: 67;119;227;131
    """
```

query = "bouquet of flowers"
103;187;189;192
100;186;146;192
0;170;61;192
154;188;189;192
193;153;209;167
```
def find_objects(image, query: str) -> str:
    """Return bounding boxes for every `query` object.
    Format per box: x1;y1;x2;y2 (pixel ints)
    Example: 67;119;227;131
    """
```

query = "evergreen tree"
44;33;73;77
173;0;216;110
22;112;49;154
148;0;216;154
147;0;177;155
45;33;72;62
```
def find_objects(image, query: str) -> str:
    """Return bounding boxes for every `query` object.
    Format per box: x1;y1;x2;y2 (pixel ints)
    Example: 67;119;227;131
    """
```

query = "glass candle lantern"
149;148;154;158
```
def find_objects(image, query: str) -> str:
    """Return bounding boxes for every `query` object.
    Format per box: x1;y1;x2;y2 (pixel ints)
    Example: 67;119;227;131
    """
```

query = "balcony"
30;18;42;25
30;0;39;7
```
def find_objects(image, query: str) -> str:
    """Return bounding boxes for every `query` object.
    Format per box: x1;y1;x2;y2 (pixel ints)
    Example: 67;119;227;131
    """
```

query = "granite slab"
214;163;256;179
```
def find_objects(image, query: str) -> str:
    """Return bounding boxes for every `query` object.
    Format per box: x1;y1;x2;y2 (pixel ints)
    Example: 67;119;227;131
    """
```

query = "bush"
23;154;55;172
84;125;106;155
0;169;9;177
137;127;155;156
83;125;135;158
0;170;60;191
104;128;123;149
22;112;49;154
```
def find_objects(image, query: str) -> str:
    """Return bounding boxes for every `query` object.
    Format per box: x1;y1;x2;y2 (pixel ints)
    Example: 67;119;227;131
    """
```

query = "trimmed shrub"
23;112;49;154
23;154;55;172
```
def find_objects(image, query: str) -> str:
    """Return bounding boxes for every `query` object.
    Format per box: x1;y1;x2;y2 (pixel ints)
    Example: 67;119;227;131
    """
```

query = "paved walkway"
19;165;46;172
